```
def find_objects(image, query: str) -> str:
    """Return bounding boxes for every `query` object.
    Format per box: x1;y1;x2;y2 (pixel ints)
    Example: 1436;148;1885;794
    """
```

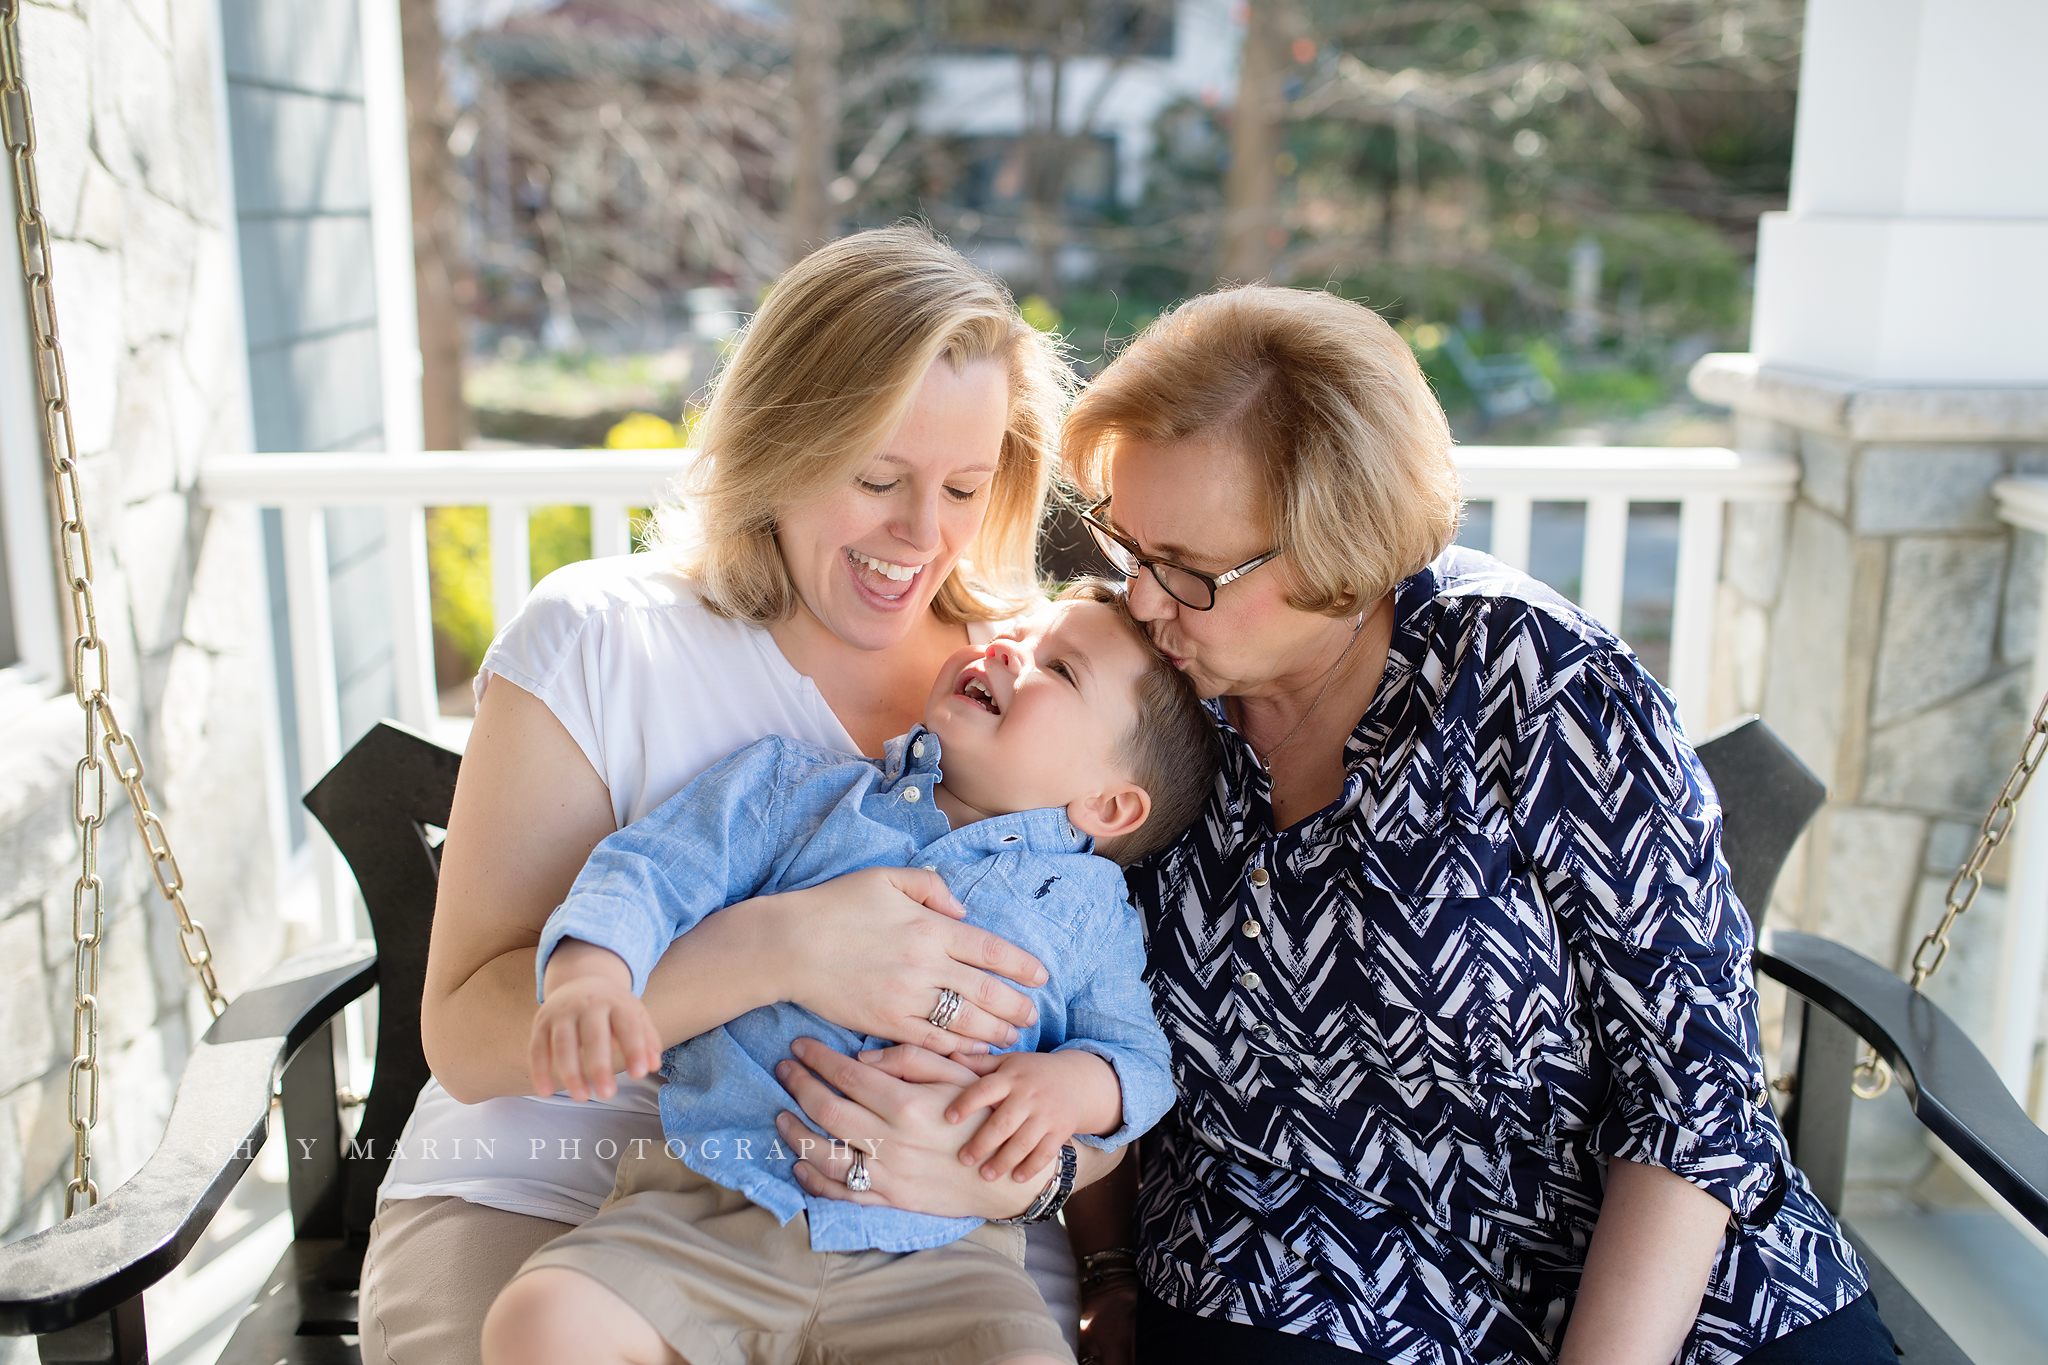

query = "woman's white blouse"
378;554;863;1223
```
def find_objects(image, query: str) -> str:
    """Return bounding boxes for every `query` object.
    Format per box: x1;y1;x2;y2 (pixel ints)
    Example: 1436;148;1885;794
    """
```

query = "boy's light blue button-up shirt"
538;727;1174;1253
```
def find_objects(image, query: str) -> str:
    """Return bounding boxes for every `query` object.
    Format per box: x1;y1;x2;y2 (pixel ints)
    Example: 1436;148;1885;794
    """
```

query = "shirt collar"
889;725;1093;858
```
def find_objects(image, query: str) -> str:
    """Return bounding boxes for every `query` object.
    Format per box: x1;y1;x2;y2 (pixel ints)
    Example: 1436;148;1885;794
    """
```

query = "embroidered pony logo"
1033;876;1060;899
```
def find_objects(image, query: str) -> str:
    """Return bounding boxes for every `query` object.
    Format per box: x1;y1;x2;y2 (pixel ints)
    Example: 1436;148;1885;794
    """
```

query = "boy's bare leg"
482;1267;682;1365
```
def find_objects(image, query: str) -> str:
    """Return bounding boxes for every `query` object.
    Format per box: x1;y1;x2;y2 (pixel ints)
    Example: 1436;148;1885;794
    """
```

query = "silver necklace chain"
1248;607;1369;770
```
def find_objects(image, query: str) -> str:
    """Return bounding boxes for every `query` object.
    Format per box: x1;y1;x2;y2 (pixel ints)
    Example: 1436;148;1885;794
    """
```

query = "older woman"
1047;288;1888;1364
361;226;1103;1365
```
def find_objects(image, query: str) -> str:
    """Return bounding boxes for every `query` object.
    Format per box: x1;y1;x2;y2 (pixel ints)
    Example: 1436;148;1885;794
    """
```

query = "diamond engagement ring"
927;987;964;1032
845;1150;872;1193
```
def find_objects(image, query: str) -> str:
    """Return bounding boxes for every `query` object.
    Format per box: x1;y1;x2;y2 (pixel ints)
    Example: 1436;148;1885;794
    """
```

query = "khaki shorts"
513;1149;1076;1365
361;1195;574;1365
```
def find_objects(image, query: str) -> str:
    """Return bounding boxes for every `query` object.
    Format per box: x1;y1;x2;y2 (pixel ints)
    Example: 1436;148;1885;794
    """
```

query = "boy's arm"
950;873;1175;1182
530;937;662;1100
535;738;790;1000
1045;881;1176;1145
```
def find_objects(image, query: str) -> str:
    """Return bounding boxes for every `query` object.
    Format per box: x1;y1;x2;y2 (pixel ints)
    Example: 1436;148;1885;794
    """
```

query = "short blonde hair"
653;225;1072;624
1064;286;1460;616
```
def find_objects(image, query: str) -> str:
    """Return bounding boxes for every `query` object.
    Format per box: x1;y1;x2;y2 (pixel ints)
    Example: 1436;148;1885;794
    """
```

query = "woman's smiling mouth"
847;549;923;582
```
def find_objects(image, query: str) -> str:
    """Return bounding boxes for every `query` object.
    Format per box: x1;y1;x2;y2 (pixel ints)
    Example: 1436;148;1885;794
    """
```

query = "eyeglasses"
1078;497;1280;611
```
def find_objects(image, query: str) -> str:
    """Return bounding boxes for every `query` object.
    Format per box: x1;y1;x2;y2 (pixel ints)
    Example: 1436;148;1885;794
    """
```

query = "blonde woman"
360;226;1105;1365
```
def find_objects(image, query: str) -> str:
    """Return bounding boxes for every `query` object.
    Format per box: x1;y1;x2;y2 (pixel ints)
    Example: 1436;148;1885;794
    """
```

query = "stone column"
1689;0;2048;1195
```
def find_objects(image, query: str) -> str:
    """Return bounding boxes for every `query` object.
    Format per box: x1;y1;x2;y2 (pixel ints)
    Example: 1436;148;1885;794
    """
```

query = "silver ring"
927;987;964;1032
845;1150;872;1193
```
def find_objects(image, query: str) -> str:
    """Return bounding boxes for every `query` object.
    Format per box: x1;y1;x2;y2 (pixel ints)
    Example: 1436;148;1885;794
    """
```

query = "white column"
1993;559;2048;1109
358;0;425;453
1991;481;2048;1109
1751;0;2048;384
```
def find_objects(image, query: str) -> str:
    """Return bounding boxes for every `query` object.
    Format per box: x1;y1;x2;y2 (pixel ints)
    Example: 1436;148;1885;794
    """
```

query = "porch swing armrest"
0;941;377;1338
1755;929;2048;1234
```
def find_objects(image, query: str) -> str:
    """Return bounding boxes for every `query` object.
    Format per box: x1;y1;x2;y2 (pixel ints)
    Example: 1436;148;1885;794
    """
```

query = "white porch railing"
1455;446;1796;731
199;445;1797;857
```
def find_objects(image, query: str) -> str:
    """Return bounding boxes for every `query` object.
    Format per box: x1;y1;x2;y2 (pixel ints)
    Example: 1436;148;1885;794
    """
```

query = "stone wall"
1695;353;2048;1196
0;0;288;1298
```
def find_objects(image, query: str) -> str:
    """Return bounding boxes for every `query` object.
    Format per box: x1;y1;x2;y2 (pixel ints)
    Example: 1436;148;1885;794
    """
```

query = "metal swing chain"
1;0;228;1218
1851;685;2048;1100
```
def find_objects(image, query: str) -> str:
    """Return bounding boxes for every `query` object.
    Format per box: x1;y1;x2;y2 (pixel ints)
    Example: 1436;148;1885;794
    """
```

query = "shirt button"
1250;1023;1274;1039
902;786;920;803
1238;971;1263;992
912;739;926;759
1241;920;1261;938
1247;867;1269;888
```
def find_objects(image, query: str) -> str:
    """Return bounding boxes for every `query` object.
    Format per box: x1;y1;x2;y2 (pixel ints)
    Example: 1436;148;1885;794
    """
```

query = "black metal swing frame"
3;717;2045;1363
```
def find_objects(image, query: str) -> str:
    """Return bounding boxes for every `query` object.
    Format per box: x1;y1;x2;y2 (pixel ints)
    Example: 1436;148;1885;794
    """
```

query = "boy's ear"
1067;782;1150;843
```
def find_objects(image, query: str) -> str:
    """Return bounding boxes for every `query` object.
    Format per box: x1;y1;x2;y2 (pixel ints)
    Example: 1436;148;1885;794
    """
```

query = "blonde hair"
1064;286;1460;616
652;225;1072;624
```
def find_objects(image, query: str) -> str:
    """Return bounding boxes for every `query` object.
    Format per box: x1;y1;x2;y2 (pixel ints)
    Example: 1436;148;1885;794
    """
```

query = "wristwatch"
994;1142;1078;1225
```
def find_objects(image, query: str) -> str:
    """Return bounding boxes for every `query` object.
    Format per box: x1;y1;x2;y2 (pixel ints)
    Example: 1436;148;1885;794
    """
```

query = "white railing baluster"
1668;494;1725;736
384;499;440;729
1490;494;1532;571
591;498;630;559
278;504;350;943
1581;494;1628;632
490;500;532;633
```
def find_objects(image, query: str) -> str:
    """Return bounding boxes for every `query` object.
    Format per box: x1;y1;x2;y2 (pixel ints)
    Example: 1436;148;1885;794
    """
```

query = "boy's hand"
531;939;663;1102
945;1049;1123;1185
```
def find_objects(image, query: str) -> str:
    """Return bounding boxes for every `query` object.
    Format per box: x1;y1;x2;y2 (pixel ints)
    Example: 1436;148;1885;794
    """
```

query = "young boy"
482;586;1219;1365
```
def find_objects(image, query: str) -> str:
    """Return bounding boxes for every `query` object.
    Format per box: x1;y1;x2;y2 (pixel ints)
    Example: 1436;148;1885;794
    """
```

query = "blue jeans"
1133;1288;1896;1363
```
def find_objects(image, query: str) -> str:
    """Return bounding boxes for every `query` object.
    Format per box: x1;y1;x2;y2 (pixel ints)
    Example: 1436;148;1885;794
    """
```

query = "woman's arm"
1560;1159;1727;1365
423;680;1053;1102
1064;1156;1141;1365
422;679;624;1102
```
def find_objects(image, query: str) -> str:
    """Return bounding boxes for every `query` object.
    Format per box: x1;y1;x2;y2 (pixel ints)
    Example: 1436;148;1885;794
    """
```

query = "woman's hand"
725;866;1050;1056
770;1038;1040;1221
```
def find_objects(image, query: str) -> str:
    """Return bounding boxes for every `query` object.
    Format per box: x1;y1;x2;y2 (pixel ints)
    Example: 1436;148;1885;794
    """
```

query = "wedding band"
927;987;964;1032
845;1150;872;1193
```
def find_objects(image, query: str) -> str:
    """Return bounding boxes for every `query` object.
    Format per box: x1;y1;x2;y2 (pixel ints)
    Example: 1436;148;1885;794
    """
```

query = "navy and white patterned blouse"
1126;547;1867;1365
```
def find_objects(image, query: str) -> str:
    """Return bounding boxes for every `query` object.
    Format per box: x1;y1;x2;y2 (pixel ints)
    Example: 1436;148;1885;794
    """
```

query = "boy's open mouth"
959;675;1001;715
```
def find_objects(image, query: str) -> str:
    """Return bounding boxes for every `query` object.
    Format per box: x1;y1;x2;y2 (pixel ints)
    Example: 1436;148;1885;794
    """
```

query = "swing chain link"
1851;684;2048;1100
1;0;227;1218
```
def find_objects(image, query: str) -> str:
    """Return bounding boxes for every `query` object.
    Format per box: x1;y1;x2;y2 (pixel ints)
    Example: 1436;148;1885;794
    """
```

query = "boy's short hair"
1059;580;1222;866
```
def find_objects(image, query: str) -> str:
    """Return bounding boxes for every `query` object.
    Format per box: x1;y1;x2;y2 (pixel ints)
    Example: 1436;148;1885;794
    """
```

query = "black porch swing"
3;5;2047;1360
